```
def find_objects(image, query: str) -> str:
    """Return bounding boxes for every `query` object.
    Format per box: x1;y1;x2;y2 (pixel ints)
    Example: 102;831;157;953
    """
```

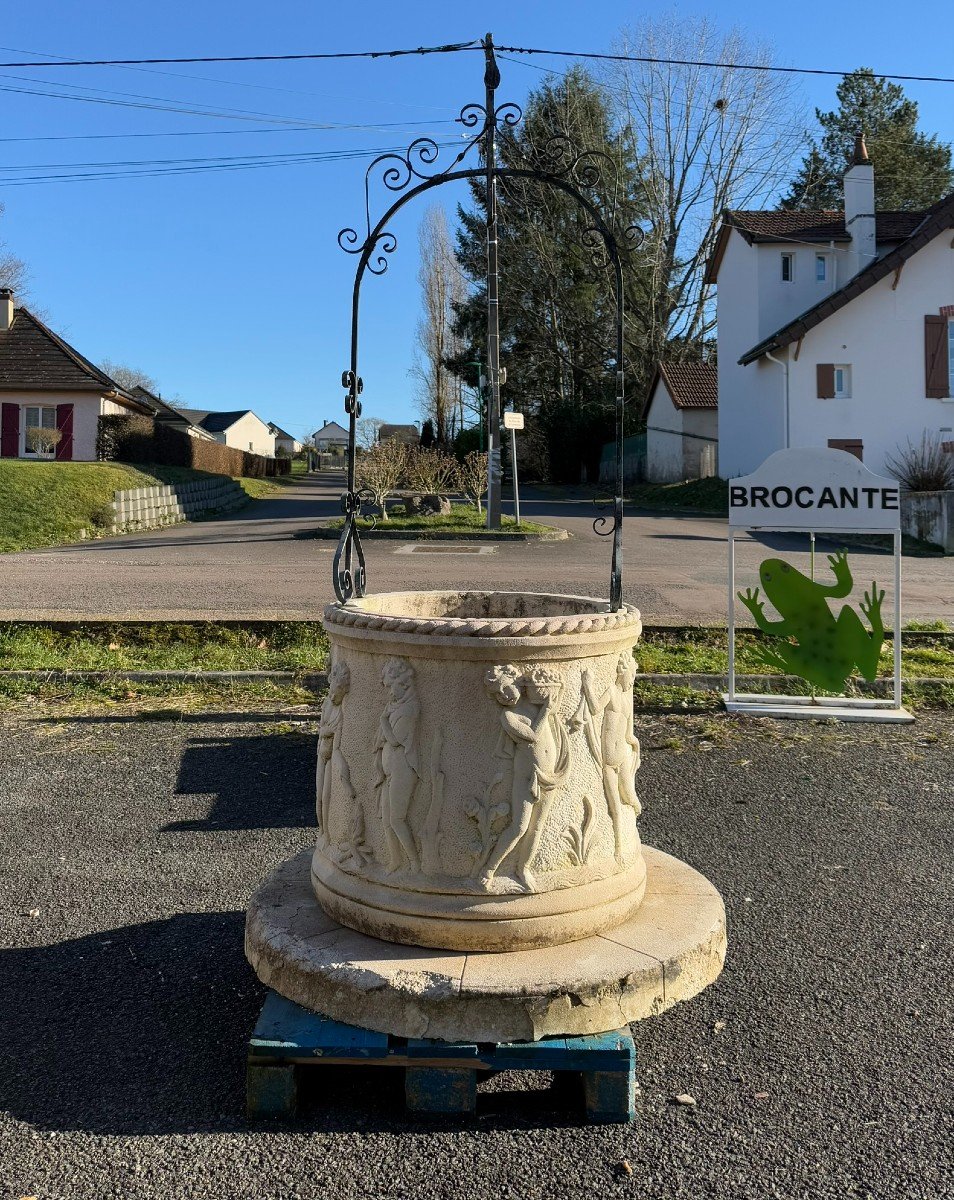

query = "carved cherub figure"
480;665;574;892
372;658;422;873
315;659;356;843
582;651;641;862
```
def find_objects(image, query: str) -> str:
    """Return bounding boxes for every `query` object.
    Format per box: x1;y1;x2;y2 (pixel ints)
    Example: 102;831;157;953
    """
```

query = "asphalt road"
1;472;951;624
1;709;950;1199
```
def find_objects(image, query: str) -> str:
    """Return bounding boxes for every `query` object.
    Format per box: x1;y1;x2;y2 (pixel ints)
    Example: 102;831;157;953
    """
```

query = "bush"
886;433;954;492
453;426;483;460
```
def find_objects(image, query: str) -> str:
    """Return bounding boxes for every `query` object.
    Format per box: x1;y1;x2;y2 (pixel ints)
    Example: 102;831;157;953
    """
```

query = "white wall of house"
646;381;685;482
784;230;954;474
646;380;718;482
1;391;119;461
218;411;275;457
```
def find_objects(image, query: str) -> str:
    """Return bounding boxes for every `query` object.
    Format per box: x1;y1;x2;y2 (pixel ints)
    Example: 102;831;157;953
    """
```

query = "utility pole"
483;32;502;529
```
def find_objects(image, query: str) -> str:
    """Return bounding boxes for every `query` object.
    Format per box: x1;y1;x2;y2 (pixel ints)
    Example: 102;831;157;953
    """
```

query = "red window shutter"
55;403;74;461
925;315;949;398
816;363;835;399
828;438;863;461
1;403;18;457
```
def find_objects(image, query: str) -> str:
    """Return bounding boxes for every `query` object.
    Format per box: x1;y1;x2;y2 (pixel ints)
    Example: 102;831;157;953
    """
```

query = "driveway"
1;472;951;624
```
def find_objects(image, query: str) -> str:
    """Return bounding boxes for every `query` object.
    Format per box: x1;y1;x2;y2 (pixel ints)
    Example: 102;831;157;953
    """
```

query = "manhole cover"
394;543;497;555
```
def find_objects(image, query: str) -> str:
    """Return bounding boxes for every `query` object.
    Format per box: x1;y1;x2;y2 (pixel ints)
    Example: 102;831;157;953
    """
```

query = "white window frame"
833;365;852;399
815;254;828;283
20;404;58;458
780;252;795;282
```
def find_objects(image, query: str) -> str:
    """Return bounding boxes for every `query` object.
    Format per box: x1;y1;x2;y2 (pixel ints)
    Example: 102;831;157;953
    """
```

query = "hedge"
97;415;290;477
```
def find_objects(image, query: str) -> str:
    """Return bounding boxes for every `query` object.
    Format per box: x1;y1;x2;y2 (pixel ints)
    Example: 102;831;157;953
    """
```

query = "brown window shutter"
816;363;835;398
925;315;949;398
828;438;863;461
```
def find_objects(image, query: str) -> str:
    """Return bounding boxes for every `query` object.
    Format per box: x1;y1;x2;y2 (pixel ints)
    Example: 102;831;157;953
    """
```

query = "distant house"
708;135;954;477
130;386;216;441
268;422;303;456
313;419;349;455
379;422;420;446
645;362;718;482
0;289;152;461
177;408;276;457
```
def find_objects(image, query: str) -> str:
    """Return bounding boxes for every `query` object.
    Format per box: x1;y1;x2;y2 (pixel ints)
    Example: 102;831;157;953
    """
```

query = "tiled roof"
654;362;718;410
739;190;954;364
0;306;138;397
725;210;923;244
379;423;420;444
705;208;927;283
196;409;253;433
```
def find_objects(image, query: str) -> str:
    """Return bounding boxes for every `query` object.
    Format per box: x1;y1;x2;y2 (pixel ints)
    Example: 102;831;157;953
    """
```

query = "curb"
302;524;568;542
0;669;947;698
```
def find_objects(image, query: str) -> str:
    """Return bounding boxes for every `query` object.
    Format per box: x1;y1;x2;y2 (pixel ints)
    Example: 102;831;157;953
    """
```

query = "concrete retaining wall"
111;477;247;533
900;490;954;553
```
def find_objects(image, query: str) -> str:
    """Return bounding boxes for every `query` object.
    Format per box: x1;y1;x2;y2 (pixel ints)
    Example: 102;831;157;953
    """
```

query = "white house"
268;422;303;456
178;408;276;457
313;419;350;455
0;289;152;461
645;362;718;482
708;136;954;477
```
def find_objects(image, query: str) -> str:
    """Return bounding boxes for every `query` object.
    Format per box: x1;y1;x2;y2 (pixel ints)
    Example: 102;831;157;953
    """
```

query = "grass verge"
0;620;950;714
328;503;556;535
624;477;728;514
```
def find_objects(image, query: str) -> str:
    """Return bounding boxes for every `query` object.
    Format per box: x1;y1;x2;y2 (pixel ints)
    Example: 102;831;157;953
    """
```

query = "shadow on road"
165;731;318;831
0;913;597;1134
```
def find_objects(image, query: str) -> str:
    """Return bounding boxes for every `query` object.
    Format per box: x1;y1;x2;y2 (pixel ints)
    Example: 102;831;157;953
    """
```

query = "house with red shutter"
0;288;152;461
707;136;954;477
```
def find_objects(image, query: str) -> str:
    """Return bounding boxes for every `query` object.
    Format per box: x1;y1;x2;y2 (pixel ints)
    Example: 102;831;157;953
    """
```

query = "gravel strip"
0;710;951;1199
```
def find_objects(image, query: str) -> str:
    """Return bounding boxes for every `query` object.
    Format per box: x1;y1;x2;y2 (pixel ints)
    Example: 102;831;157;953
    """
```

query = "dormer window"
815;254;828;282
781;253;795;282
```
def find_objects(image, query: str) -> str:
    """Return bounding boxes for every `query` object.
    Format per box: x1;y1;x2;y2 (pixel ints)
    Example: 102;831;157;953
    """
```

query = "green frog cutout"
738;549;885;692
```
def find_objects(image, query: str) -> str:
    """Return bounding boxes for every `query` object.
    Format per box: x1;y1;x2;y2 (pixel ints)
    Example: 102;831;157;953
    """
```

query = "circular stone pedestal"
246;846;726;1043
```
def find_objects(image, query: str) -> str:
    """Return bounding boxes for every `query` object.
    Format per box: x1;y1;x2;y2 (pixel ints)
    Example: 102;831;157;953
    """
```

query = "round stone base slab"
245;847;726;1044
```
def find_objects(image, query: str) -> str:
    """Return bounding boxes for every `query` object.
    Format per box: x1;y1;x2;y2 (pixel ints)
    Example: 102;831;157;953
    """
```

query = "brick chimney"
0;289;13;332
843;133;876;279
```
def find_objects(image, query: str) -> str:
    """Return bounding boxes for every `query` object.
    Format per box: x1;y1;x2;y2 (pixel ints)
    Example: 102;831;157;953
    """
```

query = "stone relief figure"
315;659;355;844
480;665;579;892
582;652;641;863
372;658;422;874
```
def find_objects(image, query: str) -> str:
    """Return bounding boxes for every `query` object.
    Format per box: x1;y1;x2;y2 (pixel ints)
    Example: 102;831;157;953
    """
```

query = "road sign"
503;410;524;430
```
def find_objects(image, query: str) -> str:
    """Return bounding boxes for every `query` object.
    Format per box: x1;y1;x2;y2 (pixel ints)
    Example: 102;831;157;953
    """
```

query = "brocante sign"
728;447;901;532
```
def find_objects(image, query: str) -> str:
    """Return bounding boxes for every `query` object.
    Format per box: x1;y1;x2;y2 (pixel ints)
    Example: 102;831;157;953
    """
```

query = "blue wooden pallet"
248;991;636;1124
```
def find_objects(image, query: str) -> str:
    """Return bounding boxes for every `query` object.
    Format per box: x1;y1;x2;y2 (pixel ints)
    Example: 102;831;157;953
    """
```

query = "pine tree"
783;68;953;211
448;69;652;483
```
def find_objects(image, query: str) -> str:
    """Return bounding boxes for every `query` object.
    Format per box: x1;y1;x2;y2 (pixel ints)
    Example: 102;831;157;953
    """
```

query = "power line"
497;45;954;86
0;40;482;69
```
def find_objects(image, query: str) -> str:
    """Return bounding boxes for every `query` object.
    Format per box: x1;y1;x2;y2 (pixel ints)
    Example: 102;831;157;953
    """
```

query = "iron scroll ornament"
332;49;643;610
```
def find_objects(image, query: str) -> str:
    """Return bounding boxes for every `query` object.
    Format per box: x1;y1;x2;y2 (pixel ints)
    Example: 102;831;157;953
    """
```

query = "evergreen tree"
783;68;953;211
448;69;652;483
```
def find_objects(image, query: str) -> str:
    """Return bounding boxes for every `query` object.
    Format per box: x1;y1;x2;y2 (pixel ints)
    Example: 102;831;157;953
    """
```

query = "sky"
1;1;954;442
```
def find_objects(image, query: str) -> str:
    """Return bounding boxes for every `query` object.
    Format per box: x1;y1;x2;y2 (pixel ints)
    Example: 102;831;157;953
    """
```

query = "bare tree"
357;416;385;450
457;451;488;514
607;17;803;375
99;359;159;393
25;426;62;457
405;446;458;498
412;206;460;444
0;203;29;297
355;440;408;520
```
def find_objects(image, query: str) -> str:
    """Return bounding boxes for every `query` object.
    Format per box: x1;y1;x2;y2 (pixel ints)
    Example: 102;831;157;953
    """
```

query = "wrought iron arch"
333;36;642;610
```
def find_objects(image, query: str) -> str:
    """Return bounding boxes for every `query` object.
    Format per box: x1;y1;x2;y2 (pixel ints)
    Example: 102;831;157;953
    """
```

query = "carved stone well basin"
312;590;646;952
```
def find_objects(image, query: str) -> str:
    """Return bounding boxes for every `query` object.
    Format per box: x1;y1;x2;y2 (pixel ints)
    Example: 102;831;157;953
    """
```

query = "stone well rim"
324;590;642;640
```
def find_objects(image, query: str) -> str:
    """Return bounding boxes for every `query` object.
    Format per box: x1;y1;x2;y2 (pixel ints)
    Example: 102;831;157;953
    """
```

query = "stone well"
246;589;726;1042
311;590;646;952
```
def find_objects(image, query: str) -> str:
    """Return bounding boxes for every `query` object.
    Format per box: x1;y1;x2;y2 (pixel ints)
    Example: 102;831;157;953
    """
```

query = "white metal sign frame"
725;448;912;723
